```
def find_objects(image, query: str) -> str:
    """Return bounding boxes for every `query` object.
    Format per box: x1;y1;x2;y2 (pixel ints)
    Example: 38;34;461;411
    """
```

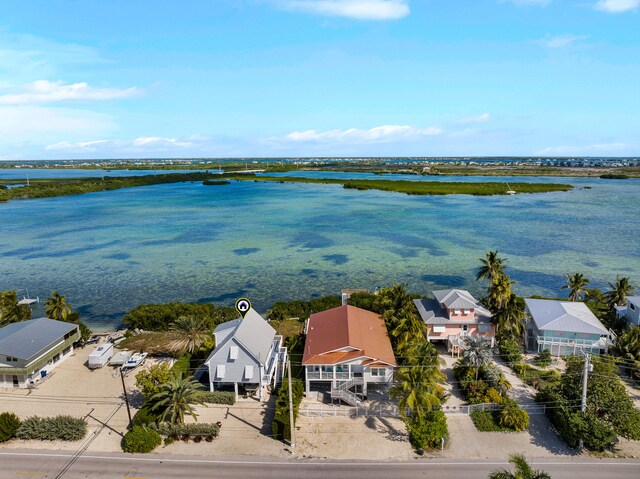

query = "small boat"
109;351;133;366
122;352;147;370
506;183;516;195
85;335;101;345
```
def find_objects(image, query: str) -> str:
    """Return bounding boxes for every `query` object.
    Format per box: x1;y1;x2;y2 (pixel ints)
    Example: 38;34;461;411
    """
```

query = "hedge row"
152;422;220;439
405;411;448;452
0;412;21;442
201;391;236;405
15;415;87;441
272;377;304;442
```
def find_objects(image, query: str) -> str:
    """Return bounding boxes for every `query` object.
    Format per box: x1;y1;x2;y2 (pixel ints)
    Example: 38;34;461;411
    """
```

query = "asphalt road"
0;451;638;479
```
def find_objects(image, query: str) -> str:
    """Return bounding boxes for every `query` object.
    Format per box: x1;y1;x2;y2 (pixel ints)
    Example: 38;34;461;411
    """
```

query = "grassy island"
223;175;573;196
0;172;217;202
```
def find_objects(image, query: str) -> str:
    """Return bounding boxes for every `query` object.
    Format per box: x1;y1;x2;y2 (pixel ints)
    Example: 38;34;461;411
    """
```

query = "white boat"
506;183;516;195
122;352;147;370
109;351;133;366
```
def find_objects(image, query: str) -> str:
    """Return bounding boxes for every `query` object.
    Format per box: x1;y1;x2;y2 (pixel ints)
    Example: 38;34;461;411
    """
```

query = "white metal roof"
0;318;78;360
524;299;609;335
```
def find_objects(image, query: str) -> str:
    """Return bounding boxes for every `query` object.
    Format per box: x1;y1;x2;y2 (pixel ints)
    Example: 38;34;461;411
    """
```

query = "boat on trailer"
121;352;147;370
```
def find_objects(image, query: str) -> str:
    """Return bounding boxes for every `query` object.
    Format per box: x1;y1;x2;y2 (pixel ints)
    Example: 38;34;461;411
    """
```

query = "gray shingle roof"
0;318;78;360
210;310;276;365
524;299;609;335
414;289;492;325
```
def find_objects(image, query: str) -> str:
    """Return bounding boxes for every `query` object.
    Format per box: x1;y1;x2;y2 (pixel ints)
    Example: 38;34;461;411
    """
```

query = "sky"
0;0;638;160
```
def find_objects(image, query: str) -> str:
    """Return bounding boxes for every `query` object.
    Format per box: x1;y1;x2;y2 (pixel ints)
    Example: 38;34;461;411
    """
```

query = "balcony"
306;370;351;380
535;334;612;352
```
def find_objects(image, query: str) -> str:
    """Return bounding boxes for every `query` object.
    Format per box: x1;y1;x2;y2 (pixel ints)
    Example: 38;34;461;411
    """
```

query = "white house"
204;309;287;401
0;318;80;388
615;296;640;328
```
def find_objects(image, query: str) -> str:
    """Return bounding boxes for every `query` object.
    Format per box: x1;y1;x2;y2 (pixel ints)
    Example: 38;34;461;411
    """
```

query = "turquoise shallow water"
0;172;638;331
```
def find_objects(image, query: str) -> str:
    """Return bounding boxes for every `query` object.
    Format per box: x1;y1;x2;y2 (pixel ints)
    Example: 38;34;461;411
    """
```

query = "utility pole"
287;358;295;449
119;368;133;429
578;352;591;449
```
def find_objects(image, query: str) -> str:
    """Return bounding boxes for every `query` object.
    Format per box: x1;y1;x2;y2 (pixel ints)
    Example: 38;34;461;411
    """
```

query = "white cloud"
594;0;639;13
45;140;109;152
131;137;193;148
44;136;197;154
536;34;588;48
282;124;442;143
457;113;491;124
0;80;139;105
280;0;410;20
537;142;630;155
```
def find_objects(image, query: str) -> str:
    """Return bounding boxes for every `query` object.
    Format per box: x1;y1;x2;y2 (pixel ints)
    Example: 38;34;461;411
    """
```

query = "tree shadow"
527;414;576;456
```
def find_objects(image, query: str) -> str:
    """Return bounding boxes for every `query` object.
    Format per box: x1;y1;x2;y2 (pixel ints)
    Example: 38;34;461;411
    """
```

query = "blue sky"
0;0;638;160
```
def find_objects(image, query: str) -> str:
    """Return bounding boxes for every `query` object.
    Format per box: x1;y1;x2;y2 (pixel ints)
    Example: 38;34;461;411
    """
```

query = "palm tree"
606;276;635;308
392;313;425;352
462;336;492;380
147;376;206;425
44;291;72;321
562;273;590;301
488;275;516;312
390;366;444;418
494;293;525;341
614;326;640;361
168;315;212;354
403;340;442;367
476;251;507;284
0;290;31;326
489;454;551;479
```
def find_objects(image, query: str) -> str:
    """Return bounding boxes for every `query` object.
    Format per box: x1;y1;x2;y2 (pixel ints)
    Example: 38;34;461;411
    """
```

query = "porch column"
209;380;214;392
234;382;238;401
333;366;336;388
305;366;310;396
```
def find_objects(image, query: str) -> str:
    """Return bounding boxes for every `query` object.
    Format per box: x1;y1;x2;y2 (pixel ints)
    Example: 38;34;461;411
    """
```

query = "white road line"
0;453;638;467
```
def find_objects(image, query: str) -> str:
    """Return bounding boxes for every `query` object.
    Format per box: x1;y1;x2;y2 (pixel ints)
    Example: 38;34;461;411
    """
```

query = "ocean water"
0;168;203;180
0;173;638;331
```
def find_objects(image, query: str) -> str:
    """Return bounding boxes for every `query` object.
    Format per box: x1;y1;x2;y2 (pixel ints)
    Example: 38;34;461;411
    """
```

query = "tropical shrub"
272;377;304;441
405;410;448;451
16;416;87;441
170;353;192;379
0;412;21;442
122;426;162;453
201;391;236;405
132;406;160;427
534;349;552;368
470;411;508;432
267;295;341;321
152;422;220;440
498;338;522;365
499;401;530;432
136;363;174;398
122;302;216;331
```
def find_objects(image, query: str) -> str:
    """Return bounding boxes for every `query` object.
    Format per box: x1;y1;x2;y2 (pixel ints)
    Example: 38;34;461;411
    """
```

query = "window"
216;365;226;379
478;324;492;333
370;368;386;377
229;346;239;360
462;324;469;332
453;309;461;315
433;325;446;333
5;356;18;362
463;309;471;315
63;346;71;356
631;303;636;311
321;366;333;373
244;365;254;379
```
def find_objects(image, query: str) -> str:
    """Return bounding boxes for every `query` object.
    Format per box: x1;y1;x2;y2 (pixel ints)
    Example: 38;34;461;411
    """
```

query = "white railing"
306;371;351;380
536;335;610;349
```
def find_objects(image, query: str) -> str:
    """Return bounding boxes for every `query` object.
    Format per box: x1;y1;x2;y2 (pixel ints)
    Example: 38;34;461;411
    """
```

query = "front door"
12;375;19;387
461;324;469;336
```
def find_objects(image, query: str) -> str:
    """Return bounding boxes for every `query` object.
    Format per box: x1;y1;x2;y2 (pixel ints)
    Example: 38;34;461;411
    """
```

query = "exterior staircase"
330;376;364;406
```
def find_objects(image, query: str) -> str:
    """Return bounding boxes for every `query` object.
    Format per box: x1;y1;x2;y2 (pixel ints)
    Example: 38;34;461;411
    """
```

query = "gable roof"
0;318;78;360
524;299;609;336
208;309;276;366
302;305;396;366
414;289;492;325
626;296;640;306
433;289;480;310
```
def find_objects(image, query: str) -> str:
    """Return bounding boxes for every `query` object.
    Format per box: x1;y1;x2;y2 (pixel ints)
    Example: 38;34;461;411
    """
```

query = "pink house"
414;289;495;355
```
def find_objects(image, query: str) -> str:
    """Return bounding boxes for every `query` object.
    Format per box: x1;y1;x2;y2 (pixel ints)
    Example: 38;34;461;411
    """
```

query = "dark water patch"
583;260;599;268
421;274;467;288
0;245;44;258
290;232;335;249
233;247;261;256
104;252;131;260
322;254;350;265
372;230;448;257
21;240;124;259
175;228;219;244
127;260;141;266
509;269;565;294
394;248;420;258
301;268;318;277
198;288;251;304
498;238;565;258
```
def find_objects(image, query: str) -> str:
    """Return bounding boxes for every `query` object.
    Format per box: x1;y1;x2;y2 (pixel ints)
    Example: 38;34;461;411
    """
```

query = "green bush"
16;416;87;441
267;295;341;321
201;391;236;405
470;411;509;432
499;338;523;365
499;402;530;432
152;422;220;440
136;363;174;398
534;349;552;368
123;302;216;331
0;412;21;442
170;353;192;379
272;377;304;441
132;406;160;426
405;411;448;451
122;425;162;453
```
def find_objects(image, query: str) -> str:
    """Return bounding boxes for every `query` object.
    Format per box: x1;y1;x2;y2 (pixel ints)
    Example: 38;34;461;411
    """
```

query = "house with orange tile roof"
302;305;396;406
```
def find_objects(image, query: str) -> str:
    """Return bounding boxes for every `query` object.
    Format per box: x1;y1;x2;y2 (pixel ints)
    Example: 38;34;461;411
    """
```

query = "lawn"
117;331;183;355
